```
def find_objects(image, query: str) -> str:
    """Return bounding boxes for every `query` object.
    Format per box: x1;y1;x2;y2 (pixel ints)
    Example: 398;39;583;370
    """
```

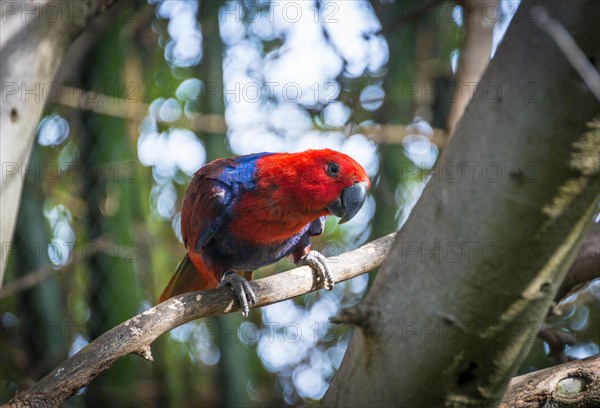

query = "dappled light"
2;0;599;406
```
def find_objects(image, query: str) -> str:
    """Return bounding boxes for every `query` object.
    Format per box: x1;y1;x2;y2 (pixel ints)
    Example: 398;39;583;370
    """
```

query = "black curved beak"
327;182;368;224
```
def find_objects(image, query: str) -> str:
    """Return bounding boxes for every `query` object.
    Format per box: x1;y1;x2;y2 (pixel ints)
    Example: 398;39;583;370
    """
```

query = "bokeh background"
1;0;598;406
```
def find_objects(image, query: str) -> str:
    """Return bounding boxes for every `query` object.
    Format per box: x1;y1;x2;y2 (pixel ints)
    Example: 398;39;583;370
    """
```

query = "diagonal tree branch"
0;237;114;299
532;6;600;102
555;222;600;302
3;233;396;408
445;0;498;139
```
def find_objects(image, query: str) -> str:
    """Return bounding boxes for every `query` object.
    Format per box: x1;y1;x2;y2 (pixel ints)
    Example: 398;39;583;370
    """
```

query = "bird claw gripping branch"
218;271;257;317
299;250;334;290
159;149;370;317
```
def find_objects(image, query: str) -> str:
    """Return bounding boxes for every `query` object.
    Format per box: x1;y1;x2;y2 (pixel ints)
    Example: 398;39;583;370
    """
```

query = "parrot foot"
218;271;256;317
300;250;334;290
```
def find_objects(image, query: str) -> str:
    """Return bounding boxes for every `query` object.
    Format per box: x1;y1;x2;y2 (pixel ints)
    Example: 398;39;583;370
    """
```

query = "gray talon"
300;250;334;290
218;271;256;317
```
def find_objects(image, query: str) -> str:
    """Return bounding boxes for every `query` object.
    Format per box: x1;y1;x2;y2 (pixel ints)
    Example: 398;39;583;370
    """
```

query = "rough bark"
501;354;600;408
324;1;600;407
0;0;126;287
2;233;396;408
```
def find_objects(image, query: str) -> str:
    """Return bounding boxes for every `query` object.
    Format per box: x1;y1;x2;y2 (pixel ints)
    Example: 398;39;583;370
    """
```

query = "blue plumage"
194;152;322;271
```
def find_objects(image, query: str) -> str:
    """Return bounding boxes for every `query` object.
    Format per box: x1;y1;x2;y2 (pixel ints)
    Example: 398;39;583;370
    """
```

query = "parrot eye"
326;162;340;177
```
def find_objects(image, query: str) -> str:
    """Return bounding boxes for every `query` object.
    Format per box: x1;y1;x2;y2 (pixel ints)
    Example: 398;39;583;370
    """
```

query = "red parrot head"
257;149;371;224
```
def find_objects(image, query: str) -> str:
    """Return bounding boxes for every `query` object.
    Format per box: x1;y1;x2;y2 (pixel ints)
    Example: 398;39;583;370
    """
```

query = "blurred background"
1;0;598;406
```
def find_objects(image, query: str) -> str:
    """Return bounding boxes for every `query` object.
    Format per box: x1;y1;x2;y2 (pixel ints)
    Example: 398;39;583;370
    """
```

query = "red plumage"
159;149;370;307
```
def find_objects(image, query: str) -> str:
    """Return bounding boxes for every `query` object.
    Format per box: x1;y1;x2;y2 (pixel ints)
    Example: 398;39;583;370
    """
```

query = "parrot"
159;148;370;316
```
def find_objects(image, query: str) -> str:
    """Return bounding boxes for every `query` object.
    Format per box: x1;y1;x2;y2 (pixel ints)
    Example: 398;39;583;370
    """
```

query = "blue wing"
189;152;273;251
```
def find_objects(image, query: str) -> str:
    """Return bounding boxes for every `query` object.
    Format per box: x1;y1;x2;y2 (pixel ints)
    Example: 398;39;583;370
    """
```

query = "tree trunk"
0;0;125;287
324;1;600;407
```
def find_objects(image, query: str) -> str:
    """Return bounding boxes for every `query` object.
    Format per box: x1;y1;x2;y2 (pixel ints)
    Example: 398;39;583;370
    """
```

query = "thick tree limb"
3;233;396;408
324;1;600;406
500;354;600;408
0;0;129;288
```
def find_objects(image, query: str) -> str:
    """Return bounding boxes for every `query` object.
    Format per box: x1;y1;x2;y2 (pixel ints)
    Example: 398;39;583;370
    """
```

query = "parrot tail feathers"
159;253;218;303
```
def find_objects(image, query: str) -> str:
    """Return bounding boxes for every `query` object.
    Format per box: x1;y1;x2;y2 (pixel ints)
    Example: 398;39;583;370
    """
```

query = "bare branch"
445;0;498;138
532;6;600;101
54;85;446;146
3;233;396;408
555;280;600;321
356;122;447;147
55;85;228;134
555;223;600;302
0;237;115;299
537;323;577;364
500;354;600;408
